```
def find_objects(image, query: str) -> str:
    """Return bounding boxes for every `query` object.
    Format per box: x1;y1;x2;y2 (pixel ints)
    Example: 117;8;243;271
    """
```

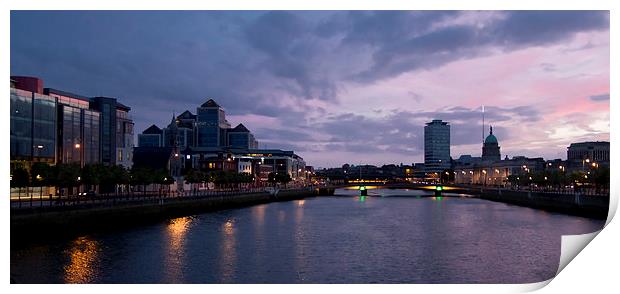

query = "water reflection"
253;204;266;227
294;200;307;281
63;236;100;283
219;219;236;283
164;216;192;282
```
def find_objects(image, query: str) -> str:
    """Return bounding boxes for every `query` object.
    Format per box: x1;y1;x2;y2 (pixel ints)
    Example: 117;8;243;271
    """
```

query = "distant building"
566;141;609;171
228;123;259;149
453;155;482;169
137;99;306;182
454;156;545;186
424;119;451;173
138;125;163;147
481;126;501;162
196;99;231;147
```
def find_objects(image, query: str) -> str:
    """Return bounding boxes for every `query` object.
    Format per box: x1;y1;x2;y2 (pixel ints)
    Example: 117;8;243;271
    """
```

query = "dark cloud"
10;11;608;165
589;93;610;102
349;11;609;82
307;105;534;157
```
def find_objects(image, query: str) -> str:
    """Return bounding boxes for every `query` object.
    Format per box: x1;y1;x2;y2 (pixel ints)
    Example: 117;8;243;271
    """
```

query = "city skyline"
10;11;610;167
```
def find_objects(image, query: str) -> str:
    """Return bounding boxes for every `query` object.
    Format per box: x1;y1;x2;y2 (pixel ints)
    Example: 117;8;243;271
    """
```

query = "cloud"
347;11;609;82
589;93;609;101
10;11;609;167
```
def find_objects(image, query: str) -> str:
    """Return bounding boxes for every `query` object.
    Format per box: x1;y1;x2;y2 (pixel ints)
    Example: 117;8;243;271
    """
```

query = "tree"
55;163;81;196
130;167;154;195
11;165;30;199
593;167;610;194
110;165;130;195
153;169;172;196
507;175;519;187
81;164;103;194
184;169;204;192
276;173;292;188
31;162;54;196
267;172;277;187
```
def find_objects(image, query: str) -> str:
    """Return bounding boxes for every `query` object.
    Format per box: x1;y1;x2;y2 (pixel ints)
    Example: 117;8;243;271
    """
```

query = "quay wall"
469;188;609;219
11;188;319;239
364;183;608;219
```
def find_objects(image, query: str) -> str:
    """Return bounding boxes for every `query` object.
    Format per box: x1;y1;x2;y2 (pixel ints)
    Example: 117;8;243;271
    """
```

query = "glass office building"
424;119;451;173
10;88;56;163
11;76;134;167
196;99;231;147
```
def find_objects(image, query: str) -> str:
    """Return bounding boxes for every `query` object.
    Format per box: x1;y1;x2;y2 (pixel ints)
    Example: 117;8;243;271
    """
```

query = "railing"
10;185;320;210
10;188;266;210
450;183;609;197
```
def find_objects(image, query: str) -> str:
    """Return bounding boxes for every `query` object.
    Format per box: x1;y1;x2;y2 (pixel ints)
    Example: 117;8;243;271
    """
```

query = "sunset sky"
10;11;610;167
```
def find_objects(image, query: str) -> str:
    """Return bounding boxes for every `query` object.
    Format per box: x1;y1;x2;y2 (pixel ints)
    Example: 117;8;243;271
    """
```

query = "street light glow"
75;143;81;149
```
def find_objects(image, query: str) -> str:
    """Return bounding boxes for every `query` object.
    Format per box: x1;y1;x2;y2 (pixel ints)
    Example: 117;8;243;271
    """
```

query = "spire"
490;125;493;135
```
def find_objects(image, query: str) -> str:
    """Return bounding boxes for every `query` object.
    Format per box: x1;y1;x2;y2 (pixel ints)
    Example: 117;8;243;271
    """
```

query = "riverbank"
11;188;323;242
381;183;609;219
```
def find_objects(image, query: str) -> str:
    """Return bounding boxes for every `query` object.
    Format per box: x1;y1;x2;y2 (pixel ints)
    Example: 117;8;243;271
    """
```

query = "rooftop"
200;99;220;108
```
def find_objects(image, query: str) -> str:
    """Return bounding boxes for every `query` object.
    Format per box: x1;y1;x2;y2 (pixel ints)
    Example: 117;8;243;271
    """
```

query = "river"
10;188;605;283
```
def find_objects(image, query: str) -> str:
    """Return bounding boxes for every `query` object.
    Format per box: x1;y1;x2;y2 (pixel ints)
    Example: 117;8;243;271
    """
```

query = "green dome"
485;134;498;144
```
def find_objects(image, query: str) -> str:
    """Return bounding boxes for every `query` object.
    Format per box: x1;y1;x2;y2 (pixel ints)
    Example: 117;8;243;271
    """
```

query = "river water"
10;188;605;283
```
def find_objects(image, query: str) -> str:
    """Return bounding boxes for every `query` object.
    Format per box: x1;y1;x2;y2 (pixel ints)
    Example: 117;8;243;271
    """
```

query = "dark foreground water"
11;188;605;283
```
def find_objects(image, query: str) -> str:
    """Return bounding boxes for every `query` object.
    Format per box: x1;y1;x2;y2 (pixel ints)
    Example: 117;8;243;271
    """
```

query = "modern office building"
136;99;306;182
10;79;56;164
424;119;451;173
481;126;501;162
195;99;231;147
44;88;100;166
138;125;163;147
10;76;134;167
228;123;259;149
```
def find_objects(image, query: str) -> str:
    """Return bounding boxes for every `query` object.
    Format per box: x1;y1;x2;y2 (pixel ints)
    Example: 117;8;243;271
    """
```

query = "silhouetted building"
424;119;451;173
138;125;163;147
482;126;501;162
566;141;609;171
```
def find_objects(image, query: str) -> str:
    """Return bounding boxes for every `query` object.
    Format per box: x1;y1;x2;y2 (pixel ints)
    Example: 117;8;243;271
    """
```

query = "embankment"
11;188;323;241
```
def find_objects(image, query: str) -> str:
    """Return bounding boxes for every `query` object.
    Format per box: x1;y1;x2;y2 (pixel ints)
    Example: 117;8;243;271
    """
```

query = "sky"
10;11;610;168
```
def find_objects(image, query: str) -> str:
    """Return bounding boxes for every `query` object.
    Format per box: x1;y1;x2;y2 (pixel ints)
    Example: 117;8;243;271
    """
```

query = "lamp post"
74;141;83;168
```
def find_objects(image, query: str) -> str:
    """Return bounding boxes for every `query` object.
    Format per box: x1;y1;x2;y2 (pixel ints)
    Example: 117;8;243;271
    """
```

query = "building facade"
10;86;56;164
138;125;163;147
136;99;306;183
10;76;134;168
566;141;610;171
424;119;451;173
454;156;546;186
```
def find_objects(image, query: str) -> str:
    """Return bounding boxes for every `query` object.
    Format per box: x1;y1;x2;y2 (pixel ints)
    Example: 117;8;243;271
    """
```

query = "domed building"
482;126;501;162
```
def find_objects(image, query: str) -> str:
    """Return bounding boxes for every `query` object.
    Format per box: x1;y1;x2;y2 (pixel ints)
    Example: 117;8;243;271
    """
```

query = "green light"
436;186;443;191
359;186;366;191
360;196;366;202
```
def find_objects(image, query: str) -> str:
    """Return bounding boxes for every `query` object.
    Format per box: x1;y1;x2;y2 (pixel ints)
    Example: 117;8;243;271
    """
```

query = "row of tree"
506;168;610;190
10;162;296;196
10;162;173;197
184;169;292;189
184;169;254;190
